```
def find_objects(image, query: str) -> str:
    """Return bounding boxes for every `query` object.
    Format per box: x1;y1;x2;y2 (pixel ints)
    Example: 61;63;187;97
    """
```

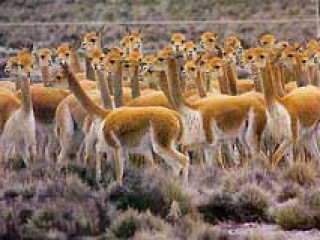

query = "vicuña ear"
97;25;107;37
125;25;131;35
26;42;34;53
102;47;110;54
70;36;82;50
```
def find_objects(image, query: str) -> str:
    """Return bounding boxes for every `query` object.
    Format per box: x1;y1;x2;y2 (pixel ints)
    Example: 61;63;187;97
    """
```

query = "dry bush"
236;183;272;222
271;199;315;230
104;209;174;240
108;168;193;217
283;162;317;186
302;188;320;228
277;183;302;203
64;174;90;201
198;190;237;223
199;183;272;224
221;168;276;194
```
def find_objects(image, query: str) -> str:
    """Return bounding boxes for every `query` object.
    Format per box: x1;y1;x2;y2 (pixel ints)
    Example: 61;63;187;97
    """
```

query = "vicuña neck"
292;61;309;87
158;70;176;108
85;56;95;81
96;69;113;109
218;66;232;95
19;75;32;114
113;63;123;107
64;65;108;118
70;48;82;74
131;65;140;99
41;65;51;87
167;58;186;110
261;61;278;107
272;64;285;98
226;62;238;95
195;70;207;98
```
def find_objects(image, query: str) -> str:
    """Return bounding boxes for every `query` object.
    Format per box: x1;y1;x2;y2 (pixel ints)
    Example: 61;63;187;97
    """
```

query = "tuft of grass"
271;199;315;230
198;190;237;223
31;207;56;230
302;188;320;228
284;162;317;186
303;188;320;212
64;174;89;201
236;183;272;222
221;168;275;194
108;168;193;217
105;209;173;240
277;183;301;203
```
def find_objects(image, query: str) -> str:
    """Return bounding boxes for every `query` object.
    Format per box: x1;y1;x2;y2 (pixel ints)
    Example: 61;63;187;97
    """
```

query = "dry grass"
271;199;316;230
283;162;318;186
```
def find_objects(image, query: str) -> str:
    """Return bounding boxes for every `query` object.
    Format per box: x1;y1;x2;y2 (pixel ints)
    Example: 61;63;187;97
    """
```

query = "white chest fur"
267;102;292;141
1;109;36;145
180;106;206;146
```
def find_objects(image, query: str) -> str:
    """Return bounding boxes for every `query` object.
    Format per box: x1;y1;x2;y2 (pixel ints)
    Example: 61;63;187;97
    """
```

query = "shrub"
302;188;320;228
221;168;275;194
198;190;237;223
303;188;320;212
0;182;36;201
108;168;193;217
236;183;272;222
0;207;21;239
271;199;315;230
284;162;317;186
64;174;89;201
31;207;57;230
105;209;172;239
277;183;301;203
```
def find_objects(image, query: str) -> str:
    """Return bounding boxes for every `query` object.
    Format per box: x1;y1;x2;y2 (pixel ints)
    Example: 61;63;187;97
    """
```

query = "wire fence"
0;1;319;50
0;18;319;26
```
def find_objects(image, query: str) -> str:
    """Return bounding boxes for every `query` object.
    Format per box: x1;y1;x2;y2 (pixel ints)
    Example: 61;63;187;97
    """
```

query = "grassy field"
1;154;320;239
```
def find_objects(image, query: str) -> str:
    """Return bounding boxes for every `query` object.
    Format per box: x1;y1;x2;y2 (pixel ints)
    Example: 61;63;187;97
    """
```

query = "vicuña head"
183;60;198;80
259;33;276;48
82;31;102;50
17;49;34;78
36;48;53;67
5;56;19;75
171;33;186;54
224;35;243;54
206;57;224;79
200;31;218;52
55;43;72;65
87;47;104;71
183;41;198;60
121;50;142;79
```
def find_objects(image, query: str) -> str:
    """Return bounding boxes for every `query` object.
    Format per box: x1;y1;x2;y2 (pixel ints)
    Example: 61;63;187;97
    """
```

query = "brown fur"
62;63;188;184
16;86;70;125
